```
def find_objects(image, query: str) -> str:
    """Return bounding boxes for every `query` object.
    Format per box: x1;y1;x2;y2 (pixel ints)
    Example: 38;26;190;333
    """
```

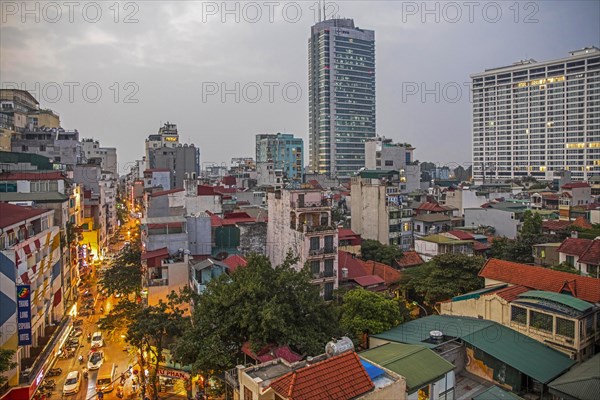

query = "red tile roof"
557;238;594;256
241;342;302;364
479;258;600;303
492;285;530;302
579;240;600;266
395;251;424;268
221;175;236;187
149;188;184;197
307;180;323;190
416;202;448;213
445;230;474;240
141;247;169;261
338;228;359;240
0;203;50;229
473;241;491;251
338;251;370;279
197;185;219;196
543;220;571;231
222;254;248;272
0;171;65;181
363;260;402;285
561;182;591;189
353;275;385;288
269;352;374;400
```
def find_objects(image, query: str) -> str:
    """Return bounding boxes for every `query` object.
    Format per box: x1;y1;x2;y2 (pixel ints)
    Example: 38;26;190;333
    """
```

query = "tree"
340;289;405;341
173;253;340;378
550;262;581;275
402;253;485;306
491;211;548;264
360;239;403;266
0;347;16;385
98;263;142;297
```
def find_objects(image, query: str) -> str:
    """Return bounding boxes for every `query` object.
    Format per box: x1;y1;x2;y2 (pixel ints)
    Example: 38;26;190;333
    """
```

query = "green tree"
402;253;485;306
550;262;581;275
99;235;142;296
491;211;548;264
173;253;340;379
340;289;404;341
0;347;16;385
360;239;403;266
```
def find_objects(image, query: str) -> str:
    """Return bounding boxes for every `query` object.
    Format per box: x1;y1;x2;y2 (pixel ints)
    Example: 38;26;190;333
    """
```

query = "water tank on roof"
325;337;354;358
430;330;443;343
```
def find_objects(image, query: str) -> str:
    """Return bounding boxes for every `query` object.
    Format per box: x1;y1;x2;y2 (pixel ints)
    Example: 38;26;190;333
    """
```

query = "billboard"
16;285;32;346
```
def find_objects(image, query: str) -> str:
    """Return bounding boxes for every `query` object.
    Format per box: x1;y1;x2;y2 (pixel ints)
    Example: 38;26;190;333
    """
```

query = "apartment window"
324;235;334;252
324;259;334;277
0;182;17;192
41;216;49;231
384;160;394;166
310;237;319;251
530;310;552;333
0;235;5;250
511;306;527;324
311;261;320;275
556;317;575;339
566;255;575;267
243;386;253;400
324;282;334;301
22;145;28;152
39;145;46;151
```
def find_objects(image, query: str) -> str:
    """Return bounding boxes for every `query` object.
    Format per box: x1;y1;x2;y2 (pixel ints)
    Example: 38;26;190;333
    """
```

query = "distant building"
255;133;303;182
81;138;118;176
364;137;420;193
267;188;338;299
472;47;600;183
308;19;375;178
350;169;414;250
11;127;82;168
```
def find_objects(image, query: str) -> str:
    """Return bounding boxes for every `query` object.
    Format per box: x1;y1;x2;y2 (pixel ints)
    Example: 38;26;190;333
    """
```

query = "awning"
53;289;62;307
23;244;32;255
20;272;30;285
34;239;41;250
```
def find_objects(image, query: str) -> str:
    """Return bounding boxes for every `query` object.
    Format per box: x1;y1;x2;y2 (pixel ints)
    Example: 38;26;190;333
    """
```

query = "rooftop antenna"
318;0;321;21
323;0;326;21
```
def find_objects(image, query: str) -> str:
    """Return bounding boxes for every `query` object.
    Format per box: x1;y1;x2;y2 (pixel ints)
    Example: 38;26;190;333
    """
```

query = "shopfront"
157;367;191;397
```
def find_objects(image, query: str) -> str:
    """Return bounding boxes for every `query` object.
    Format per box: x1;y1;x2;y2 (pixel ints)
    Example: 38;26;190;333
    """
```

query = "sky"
1;0;599;175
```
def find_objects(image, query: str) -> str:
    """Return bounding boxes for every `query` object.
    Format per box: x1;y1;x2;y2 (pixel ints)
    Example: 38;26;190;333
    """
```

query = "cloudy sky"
2;1;599;174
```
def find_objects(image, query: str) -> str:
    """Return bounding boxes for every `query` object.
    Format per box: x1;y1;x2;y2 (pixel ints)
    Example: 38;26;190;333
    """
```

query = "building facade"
267;189;339;300
350;170;413;250
81;139;118;176
308;18;375;178
472;47;600;183
255;133;303;182
364;137;420;193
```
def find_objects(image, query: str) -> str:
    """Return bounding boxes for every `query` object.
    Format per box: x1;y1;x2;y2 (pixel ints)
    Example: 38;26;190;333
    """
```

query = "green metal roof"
549;353;600;400
372;315;575;384
0;192;68;202
360;343;454;394
518;291;593;313
452;284;508;302
472;386;524;400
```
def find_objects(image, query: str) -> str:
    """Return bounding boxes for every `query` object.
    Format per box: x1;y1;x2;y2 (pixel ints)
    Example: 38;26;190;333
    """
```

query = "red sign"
156;368;190;380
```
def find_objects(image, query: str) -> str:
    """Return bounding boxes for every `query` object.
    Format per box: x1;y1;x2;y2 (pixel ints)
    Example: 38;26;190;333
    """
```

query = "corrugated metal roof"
472;386;524;400
549;353;600;400
518;291;594;313
360;343;453;394
372;315;575;384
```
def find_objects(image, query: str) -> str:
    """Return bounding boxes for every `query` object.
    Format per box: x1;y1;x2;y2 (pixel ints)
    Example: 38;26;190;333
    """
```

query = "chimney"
341;267;348;279
571;231;578;239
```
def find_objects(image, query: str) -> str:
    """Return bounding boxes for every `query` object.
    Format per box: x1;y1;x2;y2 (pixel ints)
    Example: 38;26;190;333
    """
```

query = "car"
87;350;104;370
91;331;104;348
63;371;81;395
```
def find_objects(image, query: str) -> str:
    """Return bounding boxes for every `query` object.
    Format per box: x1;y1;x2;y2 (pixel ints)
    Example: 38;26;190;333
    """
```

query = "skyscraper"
309;18;375;178
472;47;600;183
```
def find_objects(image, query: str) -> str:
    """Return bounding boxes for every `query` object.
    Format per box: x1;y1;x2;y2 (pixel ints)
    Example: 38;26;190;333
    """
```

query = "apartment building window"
556;317;575;339
384;160;394;166
0;235;5;250
243;386;253;400
39;145;46;151
41;216;49;231
310;237;320;250
0;182;17;192
324;259;334;277
22;145;28;152
566;255;575;267
511;305;527;324
324;282;334;301
324;235;334;252
311;261;320;275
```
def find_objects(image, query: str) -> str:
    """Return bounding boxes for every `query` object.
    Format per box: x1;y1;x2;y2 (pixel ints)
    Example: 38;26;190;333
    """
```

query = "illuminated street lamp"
412;301;428;316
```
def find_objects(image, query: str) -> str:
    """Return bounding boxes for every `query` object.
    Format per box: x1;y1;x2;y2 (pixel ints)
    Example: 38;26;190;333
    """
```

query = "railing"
305;225;336;234
312;269;336;279
148;278;168;287
225;367;239;389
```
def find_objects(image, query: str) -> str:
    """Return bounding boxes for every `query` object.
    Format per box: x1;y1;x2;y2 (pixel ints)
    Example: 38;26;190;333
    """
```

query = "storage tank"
325;337;354;358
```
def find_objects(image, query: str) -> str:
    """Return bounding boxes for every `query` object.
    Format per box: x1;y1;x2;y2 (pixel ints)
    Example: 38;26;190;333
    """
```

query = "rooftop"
0;203;50;229
141;247;170;261
416;234;472;244
0;192;68;202
472;385;524;400
548;353;600;400
515;290;595;315
0;171;65;181
479;258;600;303
149;188;184;197
360;343;453;394
413;214;452;223
561;182;591;189
394;251;424;268
371;315;575;384
268;352;375;400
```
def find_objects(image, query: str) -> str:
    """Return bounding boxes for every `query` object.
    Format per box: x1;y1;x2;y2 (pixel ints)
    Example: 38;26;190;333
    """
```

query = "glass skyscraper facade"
255;133;304;181
472;47;600;183
309;18;375;178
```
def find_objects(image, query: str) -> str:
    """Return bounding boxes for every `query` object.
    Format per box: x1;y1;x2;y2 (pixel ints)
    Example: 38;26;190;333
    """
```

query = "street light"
412;301;428;316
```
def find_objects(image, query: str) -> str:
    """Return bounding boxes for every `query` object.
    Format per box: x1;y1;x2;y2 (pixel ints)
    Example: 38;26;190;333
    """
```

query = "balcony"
308;247;337;257
304;225;336;234
147;278;168;287
291;198;332;211
311;269;337;280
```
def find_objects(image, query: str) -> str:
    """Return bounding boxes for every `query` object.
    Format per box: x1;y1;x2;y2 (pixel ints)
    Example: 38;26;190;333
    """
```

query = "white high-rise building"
472;47;600;183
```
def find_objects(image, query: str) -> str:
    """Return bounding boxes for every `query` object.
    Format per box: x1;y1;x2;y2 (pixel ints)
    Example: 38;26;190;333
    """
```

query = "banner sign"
157;367;190;380
17;285;32;345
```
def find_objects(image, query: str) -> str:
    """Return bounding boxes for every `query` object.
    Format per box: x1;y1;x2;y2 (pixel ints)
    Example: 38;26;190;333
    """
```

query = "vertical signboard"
17;285;32;345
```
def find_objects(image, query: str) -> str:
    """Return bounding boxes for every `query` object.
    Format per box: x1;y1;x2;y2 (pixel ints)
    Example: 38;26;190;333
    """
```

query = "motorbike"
79;310;90;317
73;319;84;326
78;355;84;364
47;368;62;377
41;380;55;391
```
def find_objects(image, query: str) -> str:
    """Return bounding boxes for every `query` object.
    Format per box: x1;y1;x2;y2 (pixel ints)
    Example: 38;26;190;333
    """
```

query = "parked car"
91;331;104;348
87;350;104;370
63;371;81;395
